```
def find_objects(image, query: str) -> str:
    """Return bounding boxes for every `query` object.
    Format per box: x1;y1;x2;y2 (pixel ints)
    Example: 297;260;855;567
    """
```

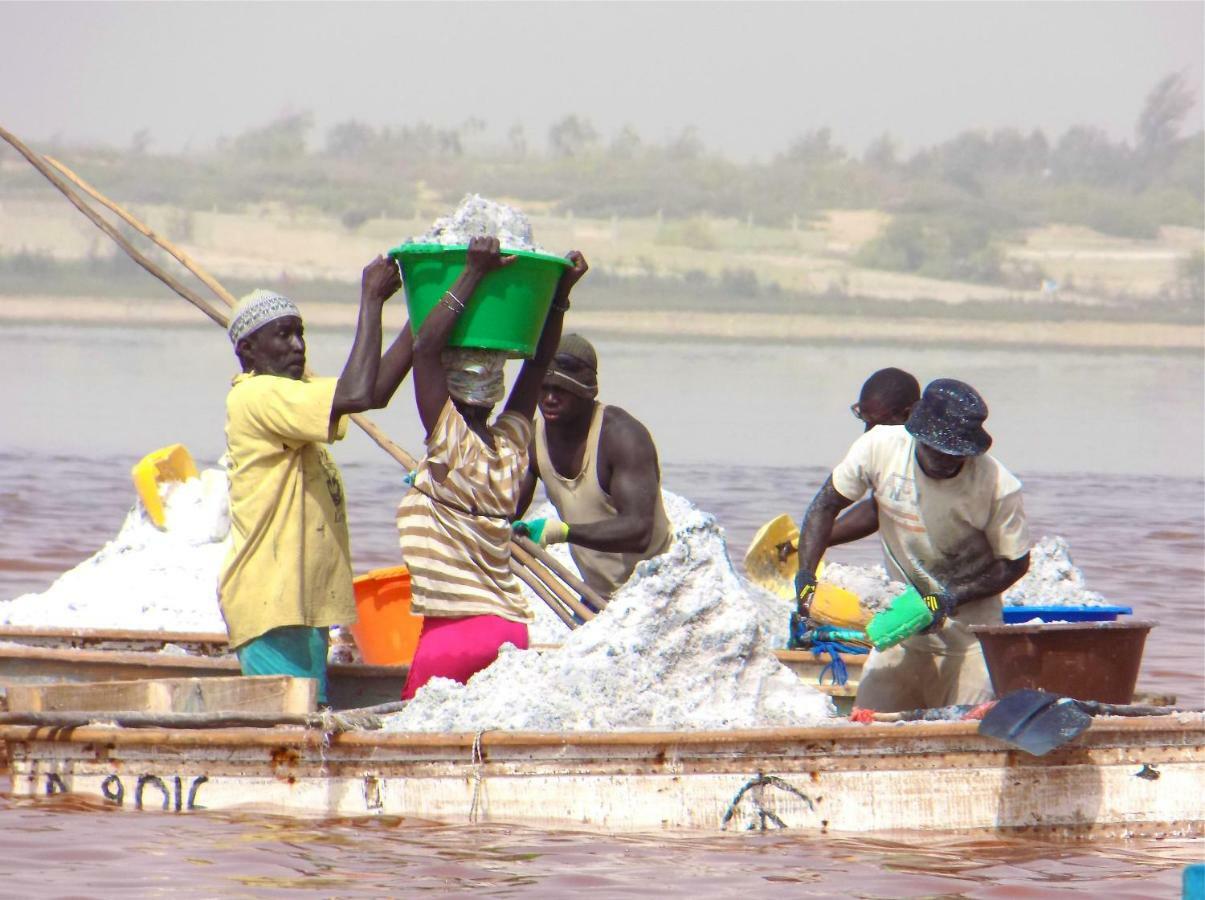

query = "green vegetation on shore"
2;75;1200;294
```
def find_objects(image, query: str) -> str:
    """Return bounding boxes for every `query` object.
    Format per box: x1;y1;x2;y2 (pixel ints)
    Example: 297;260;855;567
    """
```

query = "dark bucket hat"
905;378;992;457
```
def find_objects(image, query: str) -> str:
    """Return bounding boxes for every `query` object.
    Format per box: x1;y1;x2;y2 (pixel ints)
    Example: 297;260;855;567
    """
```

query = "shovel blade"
978;689;1093;756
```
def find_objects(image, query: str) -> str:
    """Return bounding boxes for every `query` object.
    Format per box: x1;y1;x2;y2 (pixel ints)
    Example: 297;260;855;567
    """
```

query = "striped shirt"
397;398;534;623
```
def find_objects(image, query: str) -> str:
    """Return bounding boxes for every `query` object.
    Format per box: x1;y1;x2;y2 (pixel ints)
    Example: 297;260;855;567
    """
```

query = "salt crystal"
818;561;903;614
409;193;545;253
1003;535;1107;606
382;493;834;733
0;470;230;633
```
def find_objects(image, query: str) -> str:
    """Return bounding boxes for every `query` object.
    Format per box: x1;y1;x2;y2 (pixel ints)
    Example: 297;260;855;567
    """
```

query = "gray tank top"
534;404;672;596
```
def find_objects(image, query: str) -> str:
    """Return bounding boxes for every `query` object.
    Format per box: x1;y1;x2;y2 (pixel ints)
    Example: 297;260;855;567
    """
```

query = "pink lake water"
0;323;1201;895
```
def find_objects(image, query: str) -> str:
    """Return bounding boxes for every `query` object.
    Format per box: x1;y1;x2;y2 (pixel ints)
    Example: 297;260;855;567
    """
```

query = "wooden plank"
166;676;317;715
5;676;315;715
0;626;229;646
7;680;172;713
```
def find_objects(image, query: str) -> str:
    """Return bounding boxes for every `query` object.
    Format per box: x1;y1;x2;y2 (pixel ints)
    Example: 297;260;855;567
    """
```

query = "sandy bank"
1;295;1200;352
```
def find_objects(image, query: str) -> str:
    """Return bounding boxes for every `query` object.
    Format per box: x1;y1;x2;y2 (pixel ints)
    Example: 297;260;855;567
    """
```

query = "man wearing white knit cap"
220;256;409;704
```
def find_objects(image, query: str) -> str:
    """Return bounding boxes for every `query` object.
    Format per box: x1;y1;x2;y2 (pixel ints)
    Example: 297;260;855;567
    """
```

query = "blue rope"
807;629;869;686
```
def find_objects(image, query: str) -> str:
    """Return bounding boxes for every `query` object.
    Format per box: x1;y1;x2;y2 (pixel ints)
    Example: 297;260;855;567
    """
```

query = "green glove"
513;517;569;547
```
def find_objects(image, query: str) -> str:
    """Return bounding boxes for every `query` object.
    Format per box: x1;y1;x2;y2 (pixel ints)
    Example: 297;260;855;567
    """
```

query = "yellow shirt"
219;373;355;648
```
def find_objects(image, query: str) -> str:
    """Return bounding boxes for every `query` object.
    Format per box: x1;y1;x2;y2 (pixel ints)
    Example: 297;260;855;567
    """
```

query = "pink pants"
401;614;529;700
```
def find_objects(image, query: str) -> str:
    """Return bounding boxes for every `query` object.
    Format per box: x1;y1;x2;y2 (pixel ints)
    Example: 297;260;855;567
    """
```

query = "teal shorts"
236;626;330;704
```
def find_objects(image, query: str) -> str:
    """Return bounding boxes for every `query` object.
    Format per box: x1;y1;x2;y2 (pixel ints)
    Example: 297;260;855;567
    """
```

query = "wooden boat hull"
3;717;1202;836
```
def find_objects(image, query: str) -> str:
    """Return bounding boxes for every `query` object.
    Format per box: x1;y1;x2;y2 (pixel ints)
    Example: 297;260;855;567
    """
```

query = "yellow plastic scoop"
131;444;198;527
745;514;871;628
744;513;829;600
744;514;801;599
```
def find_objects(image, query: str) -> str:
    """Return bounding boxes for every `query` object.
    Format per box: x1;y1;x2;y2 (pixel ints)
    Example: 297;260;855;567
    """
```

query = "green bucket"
389;243;570;357
865;585;935;651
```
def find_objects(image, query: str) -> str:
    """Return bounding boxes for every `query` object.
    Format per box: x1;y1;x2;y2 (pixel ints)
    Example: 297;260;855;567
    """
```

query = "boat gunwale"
0;714;1199;753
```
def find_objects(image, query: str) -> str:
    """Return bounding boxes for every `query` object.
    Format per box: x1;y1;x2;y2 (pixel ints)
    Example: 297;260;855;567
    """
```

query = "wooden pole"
509;560;577;629
511;542;595;622
0;125;228;327
47;155;241;307
515;535;609;612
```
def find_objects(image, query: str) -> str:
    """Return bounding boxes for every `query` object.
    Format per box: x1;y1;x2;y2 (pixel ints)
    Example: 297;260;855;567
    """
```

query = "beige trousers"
854;642;995;712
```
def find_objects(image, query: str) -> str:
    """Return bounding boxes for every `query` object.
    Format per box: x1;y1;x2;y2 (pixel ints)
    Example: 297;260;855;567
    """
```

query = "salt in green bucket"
389;243;571;358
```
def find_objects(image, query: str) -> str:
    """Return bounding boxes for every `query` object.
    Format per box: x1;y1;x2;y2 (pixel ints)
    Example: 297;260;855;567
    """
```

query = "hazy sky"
2;2;1202;159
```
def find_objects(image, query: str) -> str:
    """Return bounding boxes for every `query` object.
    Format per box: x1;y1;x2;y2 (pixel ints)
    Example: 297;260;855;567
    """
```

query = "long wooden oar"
510;542;594;621
514;534;608;612
3;124;599;625
0;124;228;328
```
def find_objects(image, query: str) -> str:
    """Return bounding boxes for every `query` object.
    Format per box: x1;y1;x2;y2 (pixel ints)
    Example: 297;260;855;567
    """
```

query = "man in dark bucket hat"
794;378;1032;713
514;334;672;598
907;378;992;457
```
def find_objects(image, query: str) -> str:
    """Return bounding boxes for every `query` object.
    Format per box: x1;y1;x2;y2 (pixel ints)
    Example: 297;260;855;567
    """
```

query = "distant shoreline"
1;295;1200;353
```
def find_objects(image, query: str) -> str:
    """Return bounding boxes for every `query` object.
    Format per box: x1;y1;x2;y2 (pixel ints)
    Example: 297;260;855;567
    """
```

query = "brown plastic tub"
971;621;1154;704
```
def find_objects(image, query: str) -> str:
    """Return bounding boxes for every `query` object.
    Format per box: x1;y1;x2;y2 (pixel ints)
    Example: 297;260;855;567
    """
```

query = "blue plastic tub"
1001;605;1132;624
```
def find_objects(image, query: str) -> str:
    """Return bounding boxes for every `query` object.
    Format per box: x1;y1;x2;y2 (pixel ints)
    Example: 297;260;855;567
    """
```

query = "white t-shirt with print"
831;425;1030;653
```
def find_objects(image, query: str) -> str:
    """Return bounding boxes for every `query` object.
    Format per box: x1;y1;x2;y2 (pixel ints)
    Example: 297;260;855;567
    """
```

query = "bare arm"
411;237;510;435
563;412;661;553
370;323;414;407
514;460;539;519
505;250;589;420
331;256;401;419
828;497;880;547
944;553;1030;608
796;477;855;582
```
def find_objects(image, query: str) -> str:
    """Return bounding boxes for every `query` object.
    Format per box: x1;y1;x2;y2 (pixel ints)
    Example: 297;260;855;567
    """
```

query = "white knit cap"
228;289;301;345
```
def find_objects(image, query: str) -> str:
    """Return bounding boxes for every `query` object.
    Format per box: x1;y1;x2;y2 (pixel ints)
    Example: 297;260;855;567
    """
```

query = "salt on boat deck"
3;716;1201;836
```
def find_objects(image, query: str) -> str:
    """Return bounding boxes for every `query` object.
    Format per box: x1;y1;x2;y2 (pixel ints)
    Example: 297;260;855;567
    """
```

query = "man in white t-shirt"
794;379;1031;712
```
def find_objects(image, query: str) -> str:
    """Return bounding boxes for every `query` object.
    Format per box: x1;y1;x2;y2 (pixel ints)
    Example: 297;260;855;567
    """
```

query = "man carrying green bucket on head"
220;257;413;705
793;379;1032;713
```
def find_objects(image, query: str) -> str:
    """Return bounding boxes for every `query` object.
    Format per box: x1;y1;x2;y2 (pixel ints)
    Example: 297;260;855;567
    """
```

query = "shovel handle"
1079;701;1180;717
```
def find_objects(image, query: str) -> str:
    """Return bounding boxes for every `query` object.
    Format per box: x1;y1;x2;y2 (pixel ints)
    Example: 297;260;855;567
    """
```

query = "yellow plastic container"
130;444;199;528
349;566;423;666
810;582;872;630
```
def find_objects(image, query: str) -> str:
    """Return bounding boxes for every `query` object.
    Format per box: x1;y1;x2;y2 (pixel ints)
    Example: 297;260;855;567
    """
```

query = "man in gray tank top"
514;334;672;598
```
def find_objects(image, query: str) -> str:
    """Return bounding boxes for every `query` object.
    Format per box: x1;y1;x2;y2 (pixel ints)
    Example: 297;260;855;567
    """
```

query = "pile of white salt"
0;470;230;632
383;493;833;733
410;193;545;253
1003;535;1107;606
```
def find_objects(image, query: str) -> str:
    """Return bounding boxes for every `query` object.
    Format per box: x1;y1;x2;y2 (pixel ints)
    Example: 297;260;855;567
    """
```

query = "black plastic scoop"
978;689;1181;756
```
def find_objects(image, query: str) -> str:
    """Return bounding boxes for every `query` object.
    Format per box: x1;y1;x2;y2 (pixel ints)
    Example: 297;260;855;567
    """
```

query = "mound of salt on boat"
384;494;834;732
0;469;229;633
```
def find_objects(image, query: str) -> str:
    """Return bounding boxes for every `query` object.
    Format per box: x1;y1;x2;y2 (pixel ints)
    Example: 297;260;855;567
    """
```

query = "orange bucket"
349;566;423;665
